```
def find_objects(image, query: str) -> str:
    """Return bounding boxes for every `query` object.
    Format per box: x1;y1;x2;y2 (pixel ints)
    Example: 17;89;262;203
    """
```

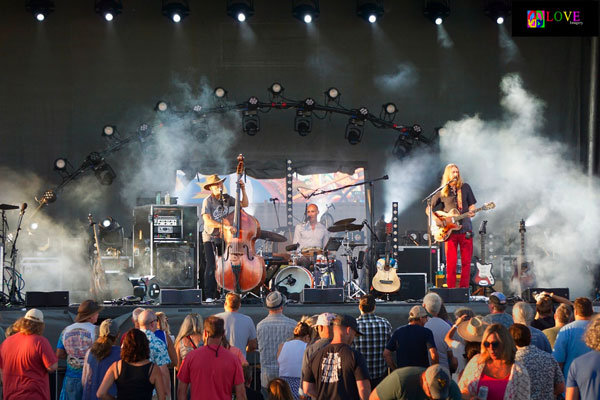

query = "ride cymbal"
327;223;363;233
259;230;287;242
333;218;356;226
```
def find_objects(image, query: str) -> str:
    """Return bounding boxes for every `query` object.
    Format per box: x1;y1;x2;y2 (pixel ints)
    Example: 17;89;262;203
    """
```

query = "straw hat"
203;174;226;190
457;316;489;342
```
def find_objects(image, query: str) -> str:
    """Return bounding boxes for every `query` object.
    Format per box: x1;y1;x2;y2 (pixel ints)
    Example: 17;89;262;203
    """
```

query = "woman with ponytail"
82;319;121;400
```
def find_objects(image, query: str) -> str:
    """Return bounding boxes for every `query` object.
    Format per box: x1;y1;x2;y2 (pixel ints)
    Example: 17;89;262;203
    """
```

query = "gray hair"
132;307;145;323
512;301;534;325
423;292;443;315
138;309;156;328
454;307;475;320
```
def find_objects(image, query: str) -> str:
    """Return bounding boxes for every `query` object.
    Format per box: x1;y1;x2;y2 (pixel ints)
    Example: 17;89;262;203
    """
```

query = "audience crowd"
1;290;600;400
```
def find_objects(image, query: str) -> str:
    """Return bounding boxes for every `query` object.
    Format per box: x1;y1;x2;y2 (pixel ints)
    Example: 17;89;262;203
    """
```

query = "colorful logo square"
527;10;545;28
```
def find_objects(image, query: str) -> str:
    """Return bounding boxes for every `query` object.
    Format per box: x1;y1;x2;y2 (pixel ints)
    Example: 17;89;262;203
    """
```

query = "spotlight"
484;0;510;25
30;222;39;230
292;0;319;24
382;102;397;116
155;101;168;112
345;108;368;145
227;0;254;22
54;158;68;171
294;99;315;137
101;218;112;228
26;0;54;21
162;0;190;23
268;82;284;97
98;217;124;249
411;124;423;137
424;0;450;25
94;0;122;21
94;162;117;185
357;0;384;23
393;136;413;159
192;104;202;112
214;87;228;99
42;189;57;204
102;125;117;137
243;96;260;135
324;87;341;102
137;123;151;142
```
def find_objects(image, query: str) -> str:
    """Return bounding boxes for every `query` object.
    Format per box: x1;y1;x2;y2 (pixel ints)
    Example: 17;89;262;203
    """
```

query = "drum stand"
341;232;366;300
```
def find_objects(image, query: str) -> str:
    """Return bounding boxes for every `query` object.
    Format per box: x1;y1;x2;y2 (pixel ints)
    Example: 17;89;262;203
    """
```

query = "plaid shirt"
352;313;392;379
257;313;296;386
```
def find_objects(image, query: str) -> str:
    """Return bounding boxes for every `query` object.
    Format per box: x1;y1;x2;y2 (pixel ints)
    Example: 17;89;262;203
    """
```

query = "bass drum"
274;266;314;294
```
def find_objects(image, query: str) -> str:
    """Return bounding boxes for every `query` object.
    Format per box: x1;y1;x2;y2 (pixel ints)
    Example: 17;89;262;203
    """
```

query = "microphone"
382;175;389;180
21;203;27;211
296;188;308;199
269;197;280;202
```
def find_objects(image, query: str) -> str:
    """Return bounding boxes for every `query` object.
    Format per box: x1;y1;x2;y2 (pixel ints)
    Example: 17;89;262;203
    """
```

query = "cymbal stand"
342;230;366;300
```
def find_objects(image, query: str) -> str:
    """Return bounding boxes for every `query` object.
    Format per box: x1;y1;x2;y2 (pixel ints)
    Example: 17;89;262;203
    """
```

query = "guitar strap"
456;188;463;212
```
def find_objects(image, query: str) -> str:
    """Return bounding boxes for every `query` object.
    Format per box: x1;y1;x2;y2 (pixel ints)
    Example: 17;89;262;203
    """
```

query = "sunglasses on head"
483;341;501;349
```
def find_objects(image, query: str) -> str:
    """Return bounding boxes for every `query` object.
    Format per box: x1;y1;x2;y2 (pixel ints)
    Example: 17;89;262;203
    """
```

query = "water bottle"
477;385;488;400
164;192;171;205
155;191;161;205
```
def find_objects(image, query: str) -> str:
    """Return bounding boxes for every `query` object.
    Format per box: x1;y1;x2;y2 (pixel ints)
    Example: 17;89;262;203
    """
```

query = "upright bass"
216;155;265;293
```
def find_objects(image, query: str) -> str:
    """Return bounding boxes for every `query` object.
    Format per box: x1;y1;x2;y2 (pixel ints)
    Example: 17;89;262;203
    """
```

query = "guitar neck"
480;234;486;263
454;205;486;222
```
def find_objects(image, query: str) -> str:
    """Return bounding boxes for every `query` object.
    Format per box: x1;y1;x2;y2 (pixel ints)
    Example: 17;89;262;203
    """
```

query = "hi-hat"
285;243;299;252
333;218;355;226
259;230;287;242
0;204;19;210
327;223;363;233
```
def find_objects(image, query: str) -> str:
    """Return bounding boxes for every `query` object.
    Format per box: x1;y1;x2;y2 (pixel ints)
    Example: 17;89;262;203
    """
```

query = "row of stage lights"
26;0;511;25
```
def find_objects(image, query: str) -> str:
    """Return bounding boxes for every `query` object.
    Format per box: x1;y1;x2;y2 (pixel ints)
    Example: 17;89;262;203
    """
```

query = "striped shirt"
352;313;392;380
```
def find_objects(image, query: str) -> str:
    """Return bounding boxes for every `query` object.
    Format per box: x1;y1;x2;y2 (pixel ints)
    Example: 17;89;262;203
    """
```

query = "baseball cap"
332;314;363;336
315;312;336;326
24;308;44;323
424;365;451;399
99;318;119;337
489;292;507;305
409;305;428;319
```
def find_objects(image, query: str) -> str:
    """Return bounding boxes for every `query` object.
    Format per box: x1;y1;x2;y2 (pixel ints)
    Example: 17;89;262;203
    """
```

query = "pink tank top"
478;372;509;400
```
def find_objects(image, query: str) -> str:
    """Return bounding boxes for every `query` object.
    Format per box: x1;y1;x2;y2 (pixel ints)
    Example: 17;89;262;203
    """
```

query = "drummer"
293;204;343;288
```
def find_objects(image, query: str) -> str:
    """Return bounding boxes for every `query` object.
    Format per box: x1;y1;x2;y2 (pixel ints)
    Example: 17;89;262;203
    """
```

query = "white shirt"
425;317;451;369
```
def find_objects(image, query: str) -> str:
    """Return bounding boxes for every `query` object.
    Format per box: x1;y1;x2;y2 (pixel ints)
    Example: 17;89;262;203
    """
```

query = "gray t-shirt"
201;194;236;242
214;310;257;359
424;317;451;369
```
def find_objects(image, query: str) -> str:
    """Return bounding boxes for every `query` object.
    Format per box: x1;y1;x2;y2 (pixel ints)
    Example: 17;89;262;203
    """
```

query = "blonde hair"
156;311;171;335
175;313;203;347
11;317;44;336
479;323;516;364
585;314;600;351
441;164;463;197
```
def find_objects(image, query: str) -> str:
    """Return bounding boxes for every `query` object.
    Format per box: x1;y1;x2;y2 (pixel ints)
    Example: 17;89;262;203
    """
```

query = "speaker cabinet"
388;273;427;301
430;287;470;303
155;244;196;289
301;288;344;304
522;288;570;303
26;291;69;307
160;289;203;305
395;246;439;283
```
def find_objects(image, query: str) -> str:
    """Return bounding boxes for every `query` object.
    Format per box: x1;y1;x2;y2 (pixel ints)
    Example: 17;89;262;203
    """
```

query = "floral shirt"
515;345;563;400
458;354;530;400
143;329;171;366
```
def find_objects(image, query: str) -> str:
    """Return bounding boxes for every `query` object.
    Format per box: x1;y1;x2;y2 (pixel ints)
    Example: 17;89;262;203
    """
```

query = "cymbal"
259;230;287;243
0;204;19;210
348;242;367;248
327;223;363;233
333;218;356;226
301;247;323;257
285;243;299;252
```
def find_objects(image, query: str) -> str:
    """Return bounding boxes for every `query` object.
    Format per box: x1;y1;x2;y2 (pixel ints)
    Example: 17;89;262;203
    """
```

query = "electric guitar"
472;221;495;287
372;226;401;293
88;214;109;301
431;202;496;242
512;219;536;294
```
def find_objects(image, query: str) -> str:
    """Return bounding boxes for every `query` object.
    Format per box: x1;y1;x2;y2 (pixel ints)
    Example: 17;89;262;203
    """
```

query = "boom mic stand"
8;204;27;304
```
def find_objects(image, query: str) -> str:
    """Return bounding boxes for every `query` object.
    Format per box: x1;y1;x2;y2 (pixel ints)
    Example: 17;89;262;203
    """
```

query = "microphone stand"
422;179;455;288
270;198;281;229
8;205;26;304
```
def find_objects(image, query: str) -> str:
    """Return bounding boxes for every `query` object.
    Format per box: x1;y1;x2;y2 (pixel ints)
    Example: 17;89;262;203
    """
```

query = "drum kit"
258;217;367;300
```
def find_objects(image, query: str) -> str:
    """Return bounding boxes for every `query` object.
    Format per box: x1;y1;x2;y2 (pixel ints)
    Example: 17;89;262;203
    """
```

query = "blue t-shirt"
553;320;592;377
567;350;600;399
529;326;552;353
386;324;436;369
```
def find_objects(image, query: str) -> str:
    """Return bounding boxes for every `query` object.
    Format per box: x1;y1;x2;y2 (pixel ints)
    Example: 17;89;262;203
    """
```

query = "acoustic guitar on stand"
372;224;401;293
431;202;496;242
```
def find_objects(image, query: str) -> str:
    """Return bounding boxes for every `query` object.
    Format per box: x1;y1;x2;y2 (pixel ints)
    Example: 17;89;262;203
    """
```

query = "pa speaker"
301;288;344;304
155;245;196;288
26;291;69;307
522;288;570;303
388;273;427;301
430;287;470;303
160;289;202;305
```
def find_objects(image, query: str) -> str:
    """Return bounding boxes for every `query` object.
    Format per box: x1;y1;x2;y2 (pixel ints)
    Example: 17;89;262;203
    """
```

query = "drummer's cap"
265;291;286;309
315;312;336;326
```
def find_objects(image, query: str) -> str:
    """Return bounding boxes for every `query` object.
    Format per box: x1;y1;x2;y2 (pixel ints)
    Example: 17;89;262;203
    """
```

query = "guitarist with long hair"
426;164;477;289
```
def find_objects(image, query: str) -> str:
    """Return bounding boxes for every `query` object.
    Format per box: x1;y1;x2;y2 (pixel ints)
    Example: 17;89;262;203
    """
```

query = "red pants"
445;232;473;288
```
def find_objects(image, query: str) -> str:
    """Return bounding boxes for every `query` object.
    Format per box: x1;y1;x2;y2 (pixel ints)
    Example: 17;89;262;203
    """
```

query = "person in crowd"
97;329;165;400
302;314;371;400
459;323;530;399
222;335;249;367
257;291;297;389
445;313;487;381
554;296;594;378
132;307;145;329
532;291;573;331
0;309;58;400
215;292;258;359
174;312;203;369
82;318;121;400
544;303;573;348
483;292;514;329
57;299;102;400
301;314;320;344
353;294;392;389
369;364;461;400
177;316;246;400
423;292;455;371
267;378;294;400
277;321;311;399
300;312;336;398
243;365;264;400
155;311;177;367
138;309;171;398
509;323;564;400
511;301;552;353
566;314;600;400
383;305;438;370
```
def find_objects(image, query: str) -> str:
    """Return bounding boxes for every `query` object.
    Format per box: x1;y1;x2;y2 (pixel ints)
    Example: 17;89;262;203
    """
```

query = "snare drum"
275;266;314;293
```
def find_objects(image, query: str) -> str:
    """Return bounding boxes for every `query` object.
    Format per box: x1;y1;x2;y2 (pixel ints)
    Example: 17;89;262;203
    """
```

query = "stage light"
345;108;368;145
268;82;284;97
94;0;122;21
357;0;384;23
484;0;510;25
214;87;227;99
424;0;450;25
243;96;260;136
383;103;397;115
411;124;423;136
137;123;151;142
325;87;340;102
54;158;67;171
30;222;39;230
227;0;254;22
42;189;57;204
98;216;124;249
101;218;112;228
162;0;190;23
294;98;315;137
192;104;202;112
102;125;116;137
155;101;168;112
26;0;54;21
292;0;319;24
94;162;116;185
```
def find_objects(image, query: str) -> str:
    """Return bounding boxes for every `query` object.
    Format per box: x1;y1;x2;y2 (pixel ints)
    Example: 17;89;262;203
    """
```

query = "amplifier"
153;208;183;241
395;246;439;283
430;287;470;303
160;289;203;305
388;273;427;301
301;288;344;304
26;291;69;307
522;288;570;303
